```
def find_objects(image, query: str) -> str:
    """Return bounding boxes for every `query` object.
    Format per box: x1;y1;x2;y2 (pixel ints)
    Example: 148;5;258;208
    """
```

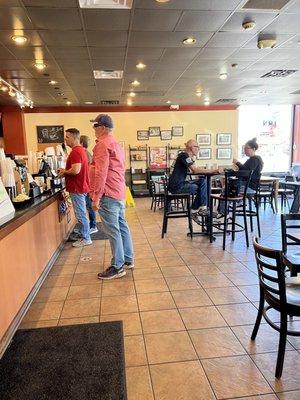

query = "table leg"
273;179;279;213
290;186;300;213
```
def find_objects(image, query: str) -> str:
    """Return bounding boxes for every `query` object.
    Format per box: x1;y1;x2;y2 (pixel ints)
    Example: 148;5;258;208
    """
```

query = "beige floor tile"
67;284;101;300
71;273;102;286
225;271;259;286
208;252;238;263
217;303;259;326
227;393;277;399
124;335;147;367
61;298;100;319
145;331;197;364
277;391;300;400
153;249;179;258
135;278;169;294
190;327;246;358
42;274;73;288
232;324;294;354
140;309;185;334
172;289;213;308
137;292;176;312
54;255;80;265
49;264;77;276
58;316;99;326
179;306;227;330
34;286;69;303
156;256;185;267
133;268;163;280
196;273;234;288
126;366;154;400
205;286;249;305
252;351;300;393
135;251;155;260
101;294;138;315
188;264;222;275
22;301;64;322
75;263;101;274
237;285;260;302
161;265;193;277
102;281;135;296
166;276;201;291
100;312;142;336
19;319;59;329
216;262;250;273
133;258;159;268
202;355;272;399
150;361;215;400
182;255;212;264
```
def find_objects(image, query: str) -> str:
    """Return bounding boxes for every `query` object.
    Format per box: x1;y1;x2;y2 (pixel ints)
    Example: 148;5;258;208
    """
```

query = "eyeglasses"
93;123;101;128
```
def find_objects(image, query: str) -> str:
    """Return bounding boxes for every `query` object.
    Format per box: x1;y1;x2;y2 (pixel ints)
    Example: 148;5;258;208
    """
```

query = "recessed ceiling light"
166;100;171;104
204;98;210;106
127;99;133;106
66;101;72;105
34;62;47;70
129;92;136;97
131;80;140;86
196;91;202;97
84;101;93;104
219;73;228;80
242;21;256;31
136;62;146;70
11;35;27;44
49;80;57;85
231;63;238;69
182;37;196;45
156;0;170;2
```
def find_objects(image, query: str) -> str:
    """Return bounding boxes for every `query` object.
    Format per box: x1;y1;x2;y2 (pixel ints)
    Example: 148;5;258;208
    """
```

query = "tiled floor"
20;199;300;400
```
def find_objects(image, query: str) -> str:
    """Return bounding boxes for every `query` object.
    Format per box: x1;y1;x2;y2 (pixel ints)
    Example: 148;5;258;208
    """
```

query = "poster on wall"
172;126;183;137
160;130;172;140
149;147;167;169
37;126;64;143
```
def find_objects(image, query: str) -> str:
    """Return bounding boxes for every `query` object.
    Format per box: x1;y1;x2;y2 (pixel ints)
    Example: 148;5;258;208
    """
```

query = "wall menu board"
37;125;64;143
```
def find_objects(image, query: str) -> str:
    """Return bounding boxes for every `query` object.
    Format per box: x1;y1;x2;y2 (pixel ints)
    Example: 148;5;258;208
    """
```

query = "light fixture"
0;76;33;108
156;0;170;2
182;37;196;45
204;98;210;106
127;99;133;106
257;39;277;49
84;101;93;104
34;62;47;70
231;63;238;69
136;62;146;69
196;91;202;97
242;21;256;30
131;80;140;86
129;92;136;97
11;35;27;44
219;73;228;80
66;101;72;105
166;100;171;104
49;80;57;85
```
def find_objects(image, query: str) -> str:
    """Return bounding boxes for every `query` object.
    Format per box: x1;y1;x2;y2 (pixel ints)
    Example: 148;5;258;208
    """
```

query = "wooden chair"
251;237;300;379
281;213;300;276
257;179;275;213
278;175;295;211
149;179;164;212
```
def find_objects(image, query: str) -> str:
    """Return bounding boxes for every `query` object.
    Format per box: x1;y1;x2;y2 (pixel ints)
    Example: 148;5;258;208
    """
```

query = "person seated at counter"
168;139;219;225
233;137;264;190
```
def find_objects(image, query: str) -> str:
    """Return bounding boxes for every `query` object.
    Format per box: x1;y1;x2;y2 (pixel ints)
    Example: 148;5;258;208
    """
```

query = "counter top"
0;188;64;239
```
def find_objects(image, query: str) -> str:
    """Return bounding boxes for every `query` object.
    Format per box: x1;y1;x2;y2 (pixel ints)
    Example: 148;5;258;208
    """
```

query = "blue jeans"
99;196;134;269
85;194;97;229
70;193;91;241
173;178;207;210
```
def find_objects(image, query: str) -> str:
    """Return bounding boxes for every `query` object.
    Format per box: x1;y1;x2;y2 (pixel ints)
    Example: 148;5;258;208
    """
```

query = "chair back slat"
281;213;300;253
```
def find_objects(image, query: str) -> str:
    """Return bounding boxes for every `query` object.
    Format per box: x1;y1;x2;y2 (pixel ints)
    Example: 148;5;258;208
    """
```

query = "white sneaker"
72;239;92;248
90;227;99;234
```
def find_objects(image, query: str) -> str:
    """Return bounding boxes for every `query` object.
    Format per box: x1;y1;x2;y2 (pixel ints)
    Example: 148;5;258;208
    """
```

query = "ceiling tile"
221;12;277;33
176;11;231;32
262;14;300;34
26;8;82;30
48;46;89;59
207;32;255;47
135;0;242;11
243;33;294;49
22;0;77;6
0;45;16;60
198;47;237;59
92;58;124;70
0;30;43;46
160;47;200;62
39;30;86;46
132;9;181;31
282;0;300;13
89;47;126;58
83;9;130;30
129;31;213;47
0;7;33;29
7;46;52;60
86;31;128;47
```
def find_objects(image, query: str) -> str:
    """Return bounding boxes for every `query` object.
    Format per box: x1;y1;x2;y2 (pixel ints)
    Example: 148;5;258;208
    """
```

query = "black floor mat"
0;322;126;400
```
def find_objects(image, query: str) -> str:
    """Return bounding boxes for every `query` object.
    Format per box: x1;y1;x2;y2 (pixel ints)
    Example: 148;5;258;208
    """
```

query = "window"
238;105;293;172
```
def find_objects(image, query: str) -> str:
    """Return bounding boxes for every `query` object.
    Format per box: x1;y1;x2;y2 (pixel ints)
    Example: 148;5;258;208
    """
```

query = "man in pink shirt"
89;114;134;280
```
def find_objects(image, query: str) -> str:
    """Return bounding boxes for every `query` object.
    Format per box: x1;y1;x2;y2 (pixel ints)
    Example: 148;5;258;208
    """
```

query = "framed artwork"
217;148;232;160
149;147;167;169
37;125;64;143
161;130;172;140
149;126;160;137
172;126;183;137
137;130;149;141
217;133;231;145
197;148;211;160
196;133;211;146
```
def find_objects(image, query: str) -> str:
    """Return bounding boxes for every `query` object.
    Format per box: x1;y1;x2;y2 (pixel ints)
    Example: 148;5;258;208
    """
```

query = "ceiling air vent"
216;98;237;103
100;100;119;105
242;0;291;10
79;0;132;9
93;70;123;79
261;70;297;78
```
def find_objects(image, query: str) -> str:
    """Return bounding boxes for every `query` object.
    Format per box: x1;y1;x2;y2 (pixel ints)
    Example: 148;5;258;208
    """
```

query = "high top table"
280;181;300;213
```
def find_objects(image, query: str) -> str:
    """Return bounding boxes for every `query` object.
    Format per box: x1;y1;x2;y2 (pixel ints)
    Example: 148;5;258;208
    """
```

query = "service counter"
0;188;75;355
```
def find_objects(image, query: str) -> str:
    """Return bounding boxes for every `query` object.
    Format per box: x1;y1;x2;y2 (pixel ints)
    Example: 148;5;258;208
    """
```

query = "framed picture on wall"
217;148;232;159
217;133;231;145
196;133;211;146
137;130;149;141
149;126;160;137
172;126;183;136
161;130;172;140
197;148;211;160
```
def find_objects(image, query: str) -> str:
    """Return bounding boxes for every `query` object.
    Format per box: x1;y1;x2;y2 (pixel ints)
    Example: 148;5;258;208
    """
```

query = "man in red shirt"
89;114;134;280
58;128;92;248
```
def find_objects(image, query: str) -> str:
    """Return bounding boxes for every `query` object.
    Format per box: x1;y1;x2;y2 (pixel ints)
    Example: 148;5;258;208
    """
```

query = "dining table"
280;180;300;213
260;175;281;213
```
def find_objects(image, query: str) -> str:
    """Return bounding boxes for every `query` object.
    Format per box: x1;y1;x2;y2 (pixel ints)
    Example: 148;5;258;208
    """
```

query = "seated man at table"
168;139;219;224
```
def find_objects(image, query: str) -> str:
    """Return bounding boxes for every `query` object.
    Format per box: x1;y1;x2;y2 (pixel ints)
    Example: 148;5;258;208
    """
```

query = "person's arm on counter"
58;163;81;176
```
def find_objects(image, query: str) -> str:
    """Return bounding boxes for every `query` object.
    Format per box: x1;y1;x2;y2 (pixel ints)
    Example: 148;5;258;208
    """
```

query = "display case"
129;145;149;197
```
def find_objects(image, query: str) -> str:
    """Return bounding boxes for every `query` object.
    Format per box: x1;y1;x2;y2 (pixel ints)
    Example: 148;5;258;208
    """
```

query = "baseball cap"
90;114;114;129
